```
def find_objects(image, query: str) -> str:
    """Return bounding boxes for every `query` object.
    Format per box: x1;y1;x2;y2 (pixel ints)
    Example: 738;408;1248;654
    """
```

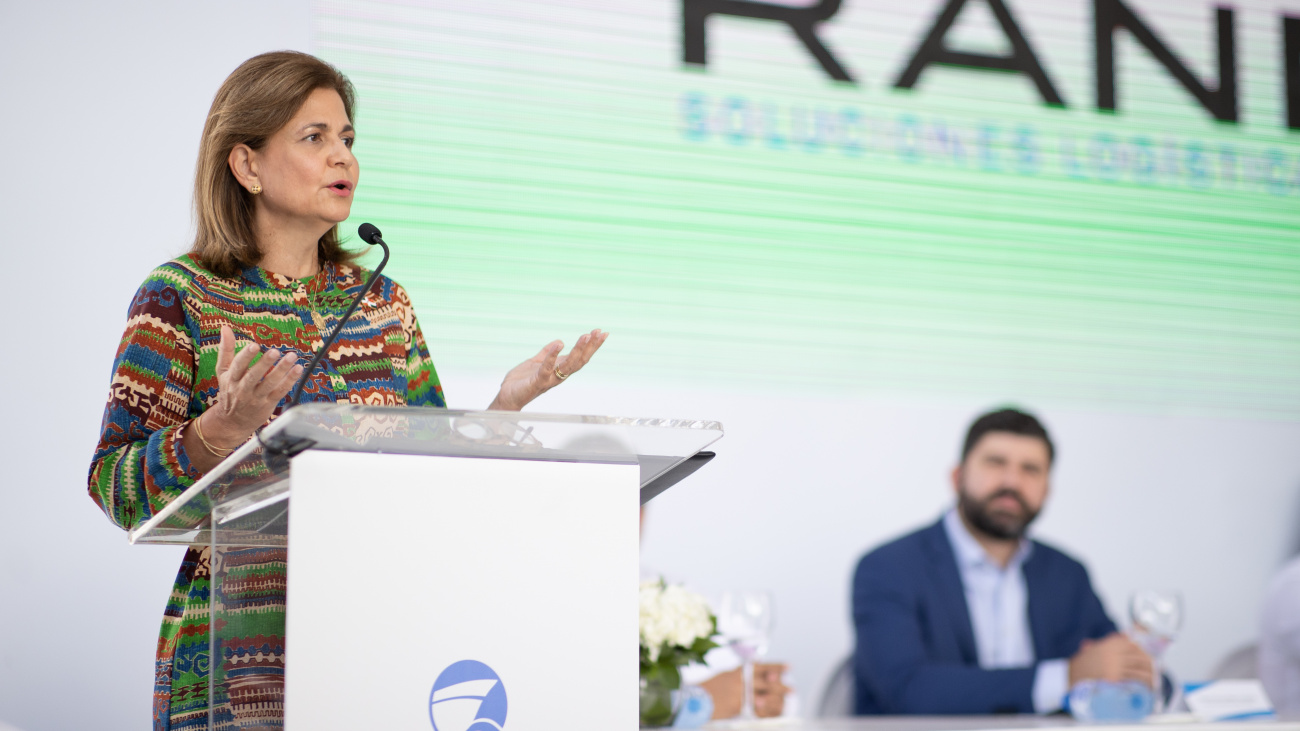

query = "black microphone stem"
288;238;390;407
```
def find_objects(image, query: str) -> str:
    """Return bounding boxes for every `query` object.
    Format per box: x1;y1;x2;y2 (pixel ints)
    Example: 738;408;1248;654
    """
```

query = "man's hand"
698;663;789;719
1068;633;1155;688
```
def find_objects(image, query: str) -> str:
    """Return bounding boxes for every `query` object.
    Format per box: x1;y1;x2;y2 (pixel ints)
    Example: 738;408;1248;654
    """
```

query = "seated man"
852;408;1153;714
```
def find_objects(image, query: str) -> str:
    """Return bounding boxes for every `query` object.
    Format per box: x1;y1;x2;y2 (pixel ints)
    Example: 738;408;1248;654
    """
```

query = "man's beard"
957;485;1040;541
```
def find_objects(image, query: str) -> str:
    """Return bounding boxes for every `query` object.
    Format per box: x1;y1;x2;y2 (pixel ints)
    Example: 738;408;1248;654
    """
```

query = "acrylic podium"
128;403;723;730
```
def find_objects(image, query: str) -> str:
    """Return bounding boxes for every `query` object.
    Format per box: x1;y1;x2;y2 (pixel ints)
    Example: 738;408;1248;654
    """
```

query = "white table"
706;715;1300;731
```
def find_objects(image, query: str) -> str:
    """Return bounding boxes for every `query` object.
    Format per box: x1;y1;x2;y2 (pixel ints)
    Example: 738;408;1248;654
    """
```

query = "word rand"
682;0;1300;128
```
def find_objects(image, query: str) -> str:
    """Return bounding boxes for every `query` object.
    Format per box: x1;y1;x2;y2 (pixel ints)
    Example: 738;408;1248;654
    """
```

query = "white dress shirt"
942;509;1069;713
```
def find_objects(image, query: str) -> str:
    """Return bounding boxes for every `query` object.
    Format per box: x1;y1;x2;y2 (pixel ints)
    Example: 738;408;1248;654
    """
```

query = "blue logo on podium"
429;660;508;731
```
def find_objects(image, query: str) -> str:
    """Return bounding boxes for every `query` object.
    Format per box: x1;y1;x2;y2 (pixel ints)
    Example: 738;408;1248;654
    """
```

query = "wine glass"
1129;590;1183;712
717;591;773;720
1130;590;1182;657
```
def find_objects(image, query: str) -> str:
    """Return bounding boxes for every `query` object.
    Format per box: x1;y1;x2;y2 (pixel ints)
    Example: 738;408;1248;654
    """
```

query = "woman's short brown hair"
189;51;359;277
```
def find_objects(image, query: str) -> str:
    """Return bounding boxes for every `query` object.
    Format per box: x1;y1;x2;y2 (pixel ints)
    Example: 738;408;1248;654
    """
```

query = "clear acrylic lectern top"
128;403;723;547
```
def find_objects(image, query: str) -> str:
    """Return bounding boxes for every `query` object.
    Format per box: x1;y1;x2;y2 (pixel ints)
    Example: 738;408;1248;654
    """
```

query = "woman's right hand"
198;324;305;452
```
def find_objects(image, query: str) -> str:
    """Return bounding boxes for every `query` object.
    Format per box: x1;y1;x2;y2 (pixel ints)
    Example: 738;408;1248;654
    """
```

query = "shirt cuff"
150;422;200;486
1033;659;1069;714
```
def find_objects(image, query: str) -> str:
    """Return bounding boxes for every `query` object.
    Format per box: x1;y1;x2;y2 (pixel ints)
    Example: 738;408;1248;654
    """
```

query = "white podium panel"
284;450;640;730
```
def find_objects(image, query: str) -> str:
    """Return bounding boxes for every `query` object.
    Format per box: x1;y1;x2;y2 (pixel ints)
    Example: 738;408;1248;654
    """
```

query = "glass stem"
1152;657;1167;713
740;659;756;719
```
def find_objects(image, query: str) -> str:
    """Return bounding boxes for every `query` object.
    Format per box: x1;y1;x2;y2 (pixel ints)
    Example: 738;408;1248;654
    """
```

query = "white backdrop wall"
0;3;311;730
1;3;1298;731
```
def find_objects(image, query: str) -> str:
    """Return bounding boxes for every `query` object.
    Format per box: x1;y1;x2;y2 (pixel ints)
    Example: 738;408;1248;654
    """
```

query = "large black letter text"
1285;15;1300;129
1095;0;1237;122
893;0;1065;106
682;0;853;82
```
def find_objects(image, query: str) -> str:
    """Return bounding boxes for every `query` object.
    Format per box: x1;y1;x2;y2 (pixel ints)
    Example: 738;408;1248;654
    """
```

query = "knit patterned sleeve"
389;280;446;408
88;265;201;531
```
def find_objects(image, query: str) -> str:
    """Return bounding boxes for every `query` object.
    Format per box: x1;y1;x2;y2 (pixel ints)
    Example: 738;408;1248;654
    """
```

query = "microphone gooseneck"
287;223;391;407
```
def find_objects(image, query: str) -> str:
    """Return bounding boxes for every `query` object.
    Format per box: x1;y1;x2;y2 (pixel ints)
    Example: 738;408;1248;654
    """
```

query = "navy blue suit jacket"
852;519;1116;715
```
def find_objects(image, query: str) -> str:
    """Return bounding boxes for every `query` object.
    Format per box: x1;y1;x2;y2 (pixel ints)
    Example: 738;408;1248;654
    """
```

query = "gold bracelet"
191;415;235;458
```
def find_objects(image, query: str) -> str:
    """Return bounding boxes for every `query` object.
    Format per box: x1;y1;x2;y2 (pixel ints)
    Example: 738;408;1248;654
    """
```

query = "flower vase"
639;673;678;727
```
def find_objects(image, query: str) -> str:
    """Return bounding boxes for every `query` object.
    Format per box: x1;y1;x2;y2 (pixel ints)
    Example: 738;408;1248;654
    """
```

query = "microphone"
287;223;392;407
358;222;383;246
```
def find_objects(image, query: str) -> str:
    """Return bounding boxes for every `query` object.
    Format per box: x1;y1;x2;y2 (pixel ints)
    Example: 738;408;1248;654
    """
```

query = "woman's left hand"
489;329;608;411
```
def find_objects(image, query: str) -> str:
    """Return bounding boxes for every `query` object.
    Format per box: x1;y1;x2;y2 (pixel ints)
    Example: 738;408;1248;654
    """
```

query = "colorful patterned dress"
88;255;446;730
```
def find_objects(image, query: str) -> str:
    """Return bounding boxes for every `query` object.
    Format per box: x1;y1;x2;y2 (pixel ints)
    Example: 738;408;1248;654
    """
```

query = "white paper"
1185;679;1275;722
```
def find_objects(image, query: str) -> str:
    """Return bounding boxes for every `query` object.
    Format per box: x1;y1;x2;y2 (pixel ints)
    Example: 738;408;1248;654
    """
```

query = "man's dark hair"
961;408;1055;464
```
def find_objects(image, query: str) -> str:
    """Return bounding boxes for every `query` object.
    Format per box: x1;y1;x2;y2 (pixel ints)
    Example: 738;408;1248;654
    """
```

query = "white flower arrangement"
639;579;719;678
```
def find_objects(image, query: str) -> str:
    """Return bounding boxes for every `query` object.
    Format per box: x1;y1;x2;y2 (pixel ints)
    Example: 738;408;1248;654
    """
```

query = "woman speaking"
87;51;606;730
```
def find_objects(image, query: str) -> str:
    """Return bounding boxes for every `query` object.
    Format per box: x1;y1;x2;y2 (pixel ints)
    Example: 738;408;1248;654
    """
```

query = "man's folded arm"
1032;658;1070;713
